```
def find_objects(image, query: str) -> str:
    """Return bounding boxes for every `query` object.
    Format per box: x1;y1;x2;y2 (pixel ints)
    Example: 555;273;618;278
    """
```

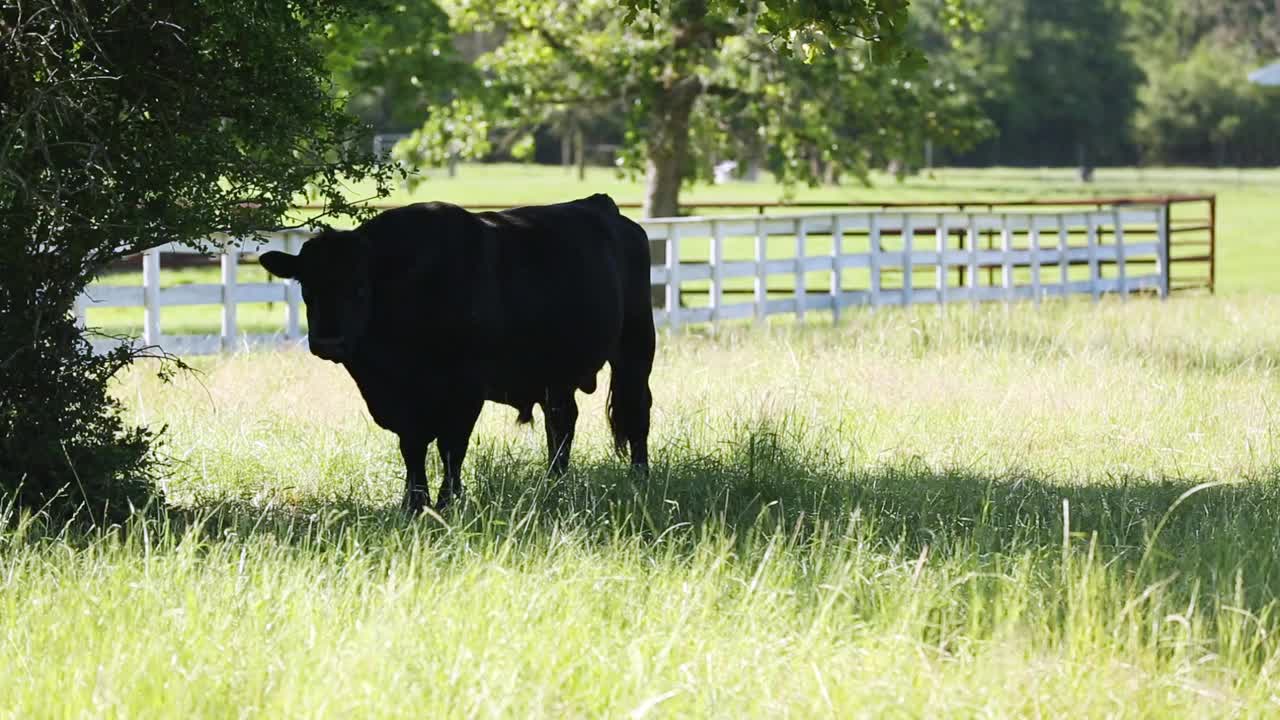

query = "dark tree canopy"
0;1;395;522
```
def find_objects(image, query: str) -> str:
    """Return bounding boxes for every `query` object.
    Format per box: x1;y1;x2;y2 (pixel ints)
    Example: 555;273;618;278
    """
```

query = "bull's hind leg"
435;397;483;512
399;435;432;514
542;385;579;475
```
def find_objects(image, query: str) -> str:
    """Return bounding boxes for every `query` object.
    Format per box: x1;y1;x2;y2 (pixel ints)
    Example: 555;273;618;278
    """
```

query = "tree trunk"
642;0;714;305
644;154;682;219
642;79;700;219
575;125;587;181
561;128;572;170
1076;141;1094;183
642;76;701;309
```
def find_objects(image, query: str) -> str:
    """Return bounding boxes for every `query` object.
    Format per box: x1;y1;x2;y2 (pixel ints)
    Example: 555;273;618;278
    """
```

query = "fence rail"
78;204;1171;356
295;194;1213;294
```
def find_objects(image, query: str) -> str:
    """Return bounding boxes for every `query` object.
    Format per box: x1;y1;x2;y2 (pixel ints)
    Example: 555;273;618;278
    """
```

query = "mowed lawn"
5;295;1280;716
83;165;1277;336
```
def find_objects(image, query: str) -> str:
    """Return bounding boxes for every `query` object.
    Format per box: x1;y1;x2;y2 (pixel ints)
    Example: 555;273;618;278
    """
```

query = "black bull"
259;194;656;513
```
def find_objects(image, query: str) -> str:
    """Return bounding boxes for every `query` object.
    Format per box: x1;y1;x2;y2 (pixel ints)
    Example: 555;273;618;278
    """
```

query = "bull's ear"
259;251;300;279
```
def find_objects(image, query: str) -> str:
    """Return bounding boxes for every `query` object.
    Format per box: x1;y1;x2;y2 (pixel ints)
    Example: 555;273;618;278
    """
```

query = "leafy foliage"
399;0;985;215
324;2;472;131
0;1;396;523
617;0;923;64
1125;0;1280;166
1135;44;1280;165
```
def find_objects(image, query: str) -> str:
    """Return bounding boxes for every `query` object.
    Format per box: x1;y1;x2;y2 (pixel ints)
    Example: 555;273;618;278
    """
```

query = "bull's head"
259;230;373;364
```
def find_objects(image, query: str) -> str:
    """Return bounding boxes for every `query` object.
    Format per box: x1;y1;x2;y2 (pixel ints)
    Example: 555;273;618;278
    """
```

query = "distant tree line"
1123;0;1280;167
942;0;1280;168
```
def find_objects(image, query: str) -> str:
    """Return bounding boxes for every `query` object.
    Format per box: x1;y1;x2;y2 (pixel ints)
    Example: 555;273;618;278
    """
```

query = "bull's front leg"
399;434;432;514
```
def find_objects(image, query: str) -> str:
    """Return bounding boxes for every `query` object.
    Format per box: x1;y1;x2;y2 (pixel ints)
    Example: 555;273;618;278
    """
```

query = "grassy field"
6;295;1280;716
83;165;1277;336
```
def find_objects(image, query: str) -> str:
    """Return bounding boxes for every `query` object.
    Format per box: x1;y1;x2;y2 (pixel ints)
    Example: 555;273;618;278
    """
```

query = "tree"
1134;43;1280;166
324;2;472;132
1;1;396;522
948;0;1143;171
1123;0;1279;60
1124;0;1280;166
398;0;941;217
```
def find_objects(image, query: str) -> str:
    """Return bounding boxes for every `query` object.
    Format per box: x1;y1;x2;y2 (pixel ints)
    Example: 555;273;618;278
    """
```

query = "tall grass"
4;295;1279;716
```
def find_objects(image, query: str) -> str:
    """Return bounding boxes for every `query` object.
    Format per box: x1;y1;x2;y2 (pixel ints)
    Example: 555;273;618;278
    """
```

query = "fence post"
1087;213;1100;302
73;295;87;329
868;214;881;309
935;215;948;308
1000;214;1014;304
755;219;768;326
794;218;807;322
830;214;843;323
902;215;914;307
1157;205;1170;299
1029;222;1042;307
710;220;723;330
1208;196;1216;294
666;224;682;331
1057;215;1070;297
967;215;980;308
285;232;303;340
142;247;161;347
1112;208;1127;300
221;242;238;352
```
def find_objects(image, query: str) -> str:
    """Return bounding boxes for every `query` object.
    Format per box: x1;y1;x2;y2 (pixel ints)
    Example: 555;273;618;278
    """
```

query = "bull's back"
357;197;638;397
479;199;629;384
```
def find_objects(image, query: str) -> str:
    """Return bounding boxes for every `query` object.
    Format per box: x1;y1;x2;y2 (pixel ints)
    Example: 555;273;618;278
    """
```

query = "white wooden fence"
78;206;1169;355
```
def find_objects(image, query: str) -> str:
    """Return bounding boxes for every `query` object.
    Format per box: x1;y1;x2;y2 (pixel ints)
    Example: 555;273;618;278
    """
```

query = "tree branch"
530;92;622;106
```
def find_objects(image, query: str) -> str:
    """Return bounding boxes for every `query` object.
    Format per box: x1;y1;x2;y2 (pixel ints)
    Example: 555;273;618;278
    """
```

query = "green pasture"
83;165;1276;337
7;295;1280;716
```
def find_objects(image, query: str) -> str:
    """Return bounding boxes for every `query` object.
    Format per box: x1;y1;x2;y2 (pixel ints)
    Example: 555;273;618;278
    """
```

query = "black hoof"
401;489;430;515
434;491;464;514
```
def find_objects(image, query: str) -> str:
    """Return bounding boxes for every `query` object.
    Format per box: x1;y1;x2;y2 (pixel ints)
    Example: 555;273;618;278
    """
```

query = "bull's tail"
606;310;654;464
606;220;656;466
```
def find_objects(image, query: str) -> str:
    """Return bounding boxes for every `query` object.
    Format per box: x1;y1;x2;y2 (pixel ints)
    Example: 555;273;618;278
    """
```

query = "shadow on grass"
469;429;1280;554
135;421;1280;596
